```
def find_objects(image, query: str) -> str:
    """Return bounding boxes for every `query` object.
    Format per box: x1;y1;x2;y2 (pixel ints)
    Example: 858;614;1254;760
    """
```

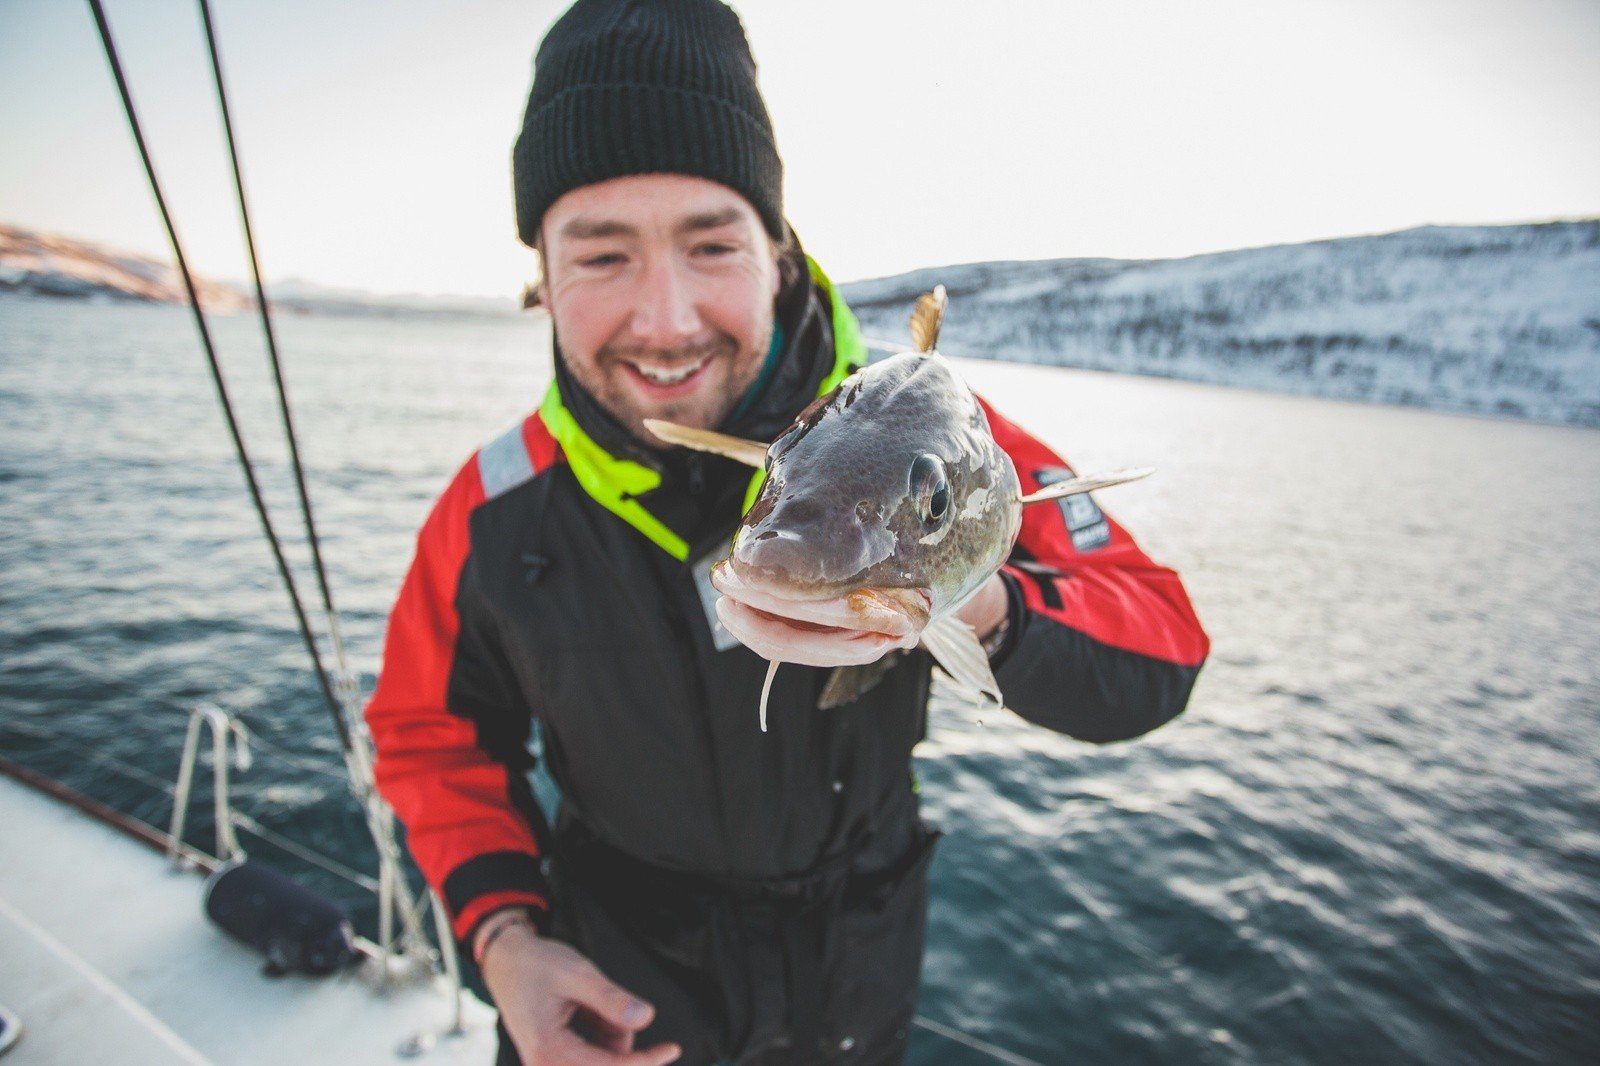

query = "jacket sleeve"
363;456;552;952
979;397;1210;742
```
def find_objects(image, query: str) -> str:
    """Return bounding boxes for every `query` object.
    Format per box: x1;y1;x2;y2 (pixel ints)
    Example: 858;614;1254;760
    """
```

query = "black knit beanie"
513;0;784;246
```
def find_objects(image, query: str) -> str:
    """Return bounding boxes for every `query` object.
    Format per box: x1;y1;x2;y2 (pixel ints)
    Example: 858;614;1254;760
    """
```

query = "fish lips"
710;561;929;666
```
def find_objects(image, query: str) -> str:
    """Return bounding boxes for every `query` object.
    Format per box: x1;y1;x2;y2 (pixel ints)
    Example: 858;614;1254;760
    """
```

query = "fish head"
711;353;1022;666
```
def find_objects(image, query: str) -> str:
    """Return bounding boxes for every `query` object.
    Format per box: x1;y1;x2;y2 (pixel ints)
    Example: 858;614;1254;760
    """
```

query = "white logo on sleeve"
1035;467;1111;552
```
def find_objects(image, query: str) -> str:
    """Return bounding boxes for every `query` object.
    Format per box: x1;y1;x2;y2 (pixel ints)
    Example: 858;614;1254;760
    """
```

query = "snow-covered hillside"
0;223;248;311
0;223;518;318
842;221;1600;427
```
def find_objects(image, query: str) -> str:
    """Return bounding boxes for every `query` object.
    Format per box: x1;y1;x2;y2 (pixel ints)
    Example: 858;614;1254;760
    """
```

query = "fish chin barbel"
647;286;1151;731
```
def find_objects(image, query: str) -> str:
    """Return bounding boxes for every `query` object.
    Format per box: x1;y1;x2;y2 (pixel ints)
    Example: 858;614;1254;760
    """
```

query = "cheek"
697;275;774;352
552;294;627;363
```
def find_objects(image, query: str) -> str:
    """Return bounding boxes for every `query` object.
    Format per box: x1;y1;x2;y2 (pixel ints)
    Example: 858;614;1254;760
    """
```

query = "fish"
646;286;1151;731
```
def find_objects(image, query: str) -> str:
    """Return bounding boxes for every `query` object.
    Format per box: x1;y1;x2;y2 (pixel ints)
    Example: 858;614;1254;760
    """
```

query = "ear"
528;229;552;311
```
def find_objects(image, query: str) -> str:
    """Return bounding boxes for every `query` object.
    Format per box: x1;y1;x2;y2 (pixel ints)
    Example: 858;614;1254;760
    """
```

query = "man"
364;2;1210;1064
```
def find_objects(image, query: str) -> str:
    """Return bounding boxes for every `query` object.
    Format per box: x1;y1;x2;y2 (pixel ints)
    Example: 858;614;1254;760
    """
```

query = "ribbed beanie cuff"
513;0;784;245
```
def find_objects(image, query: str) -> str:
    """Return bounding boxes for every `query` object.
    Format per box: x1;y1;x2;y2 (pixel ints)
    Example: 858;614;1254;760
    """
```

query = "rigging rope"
194;0;359;705
27;733;381;893
84;0;350;751
911;1016;1047;1066
229;812;382;893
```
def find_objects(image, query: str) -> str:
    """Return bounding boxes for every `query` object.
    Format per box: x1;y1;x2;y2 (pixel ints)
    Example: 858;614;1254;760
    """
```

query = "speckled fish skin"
721;351;1023;626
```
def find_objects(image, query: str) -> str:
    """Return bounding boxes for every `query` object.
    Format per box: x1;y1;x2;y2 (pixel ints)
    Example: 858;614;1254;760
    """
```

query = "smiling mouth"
626;356;711;386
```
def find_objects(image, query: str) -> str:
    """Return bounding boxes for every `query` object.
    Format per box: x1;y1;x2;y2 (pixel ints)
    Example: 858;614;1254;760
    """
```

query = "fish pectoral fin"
919;615;1002;710
818;654;902;710
1018;467;1155;505
643;419;769;468
909;285;947;353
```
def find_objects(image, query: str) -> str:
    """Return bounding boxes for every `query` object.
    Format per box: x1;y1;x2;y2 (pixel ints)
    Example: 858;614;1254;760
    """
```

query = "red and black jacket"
363;275;1210;954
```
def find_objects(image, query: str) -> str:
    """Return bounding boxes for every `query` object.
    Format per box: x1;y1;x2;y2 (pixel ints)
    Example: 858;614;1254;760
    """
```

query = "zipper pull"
521;552;551;585
687;453;706;496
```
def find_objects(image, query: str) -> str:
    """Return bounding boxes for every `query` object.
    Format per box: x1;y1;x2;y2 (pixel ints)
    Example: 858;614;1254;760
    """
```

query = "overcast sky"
3;0;1597;297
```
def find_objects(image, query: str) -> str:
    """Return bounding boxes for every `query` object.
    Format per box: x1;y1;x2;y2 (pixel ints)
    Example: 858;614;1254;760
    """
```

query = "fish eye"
909;453;949;525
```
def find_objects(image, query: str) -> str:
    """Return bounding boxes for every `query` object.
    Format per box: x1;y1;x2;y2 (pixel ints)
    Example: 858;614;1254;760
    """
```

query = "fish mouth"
711;561;930;666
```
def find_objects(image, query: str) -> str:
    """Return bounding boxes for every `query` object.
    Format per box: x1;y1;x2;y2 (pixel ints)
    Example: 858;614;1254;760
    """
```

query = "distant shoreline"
5;216;1597;429
0;222;523;320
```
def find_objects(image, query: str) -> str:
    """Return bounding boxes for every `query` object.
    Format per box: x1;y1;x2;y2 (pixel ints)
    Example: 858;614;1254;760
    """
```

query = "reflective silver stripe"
692;550;739;652
477;421;536;500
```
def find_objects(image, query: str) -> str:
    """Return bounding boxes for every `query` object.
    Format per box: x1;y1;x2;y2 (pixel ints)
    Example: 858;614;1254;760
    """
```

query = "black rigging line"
195;0;347;659
85;0;351;751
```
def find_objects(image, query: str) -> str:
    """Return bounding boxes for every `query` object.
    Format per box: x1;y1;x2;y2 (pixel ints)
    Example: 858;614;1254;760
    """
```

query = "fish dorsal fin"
1018;467;1154;505
643;419;768;468
909;285;947;353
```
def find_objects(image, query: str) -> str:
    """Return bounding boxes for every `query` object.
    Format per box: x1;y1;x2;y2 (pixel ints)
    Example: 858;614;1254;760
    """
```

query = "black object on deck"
204;859;358;977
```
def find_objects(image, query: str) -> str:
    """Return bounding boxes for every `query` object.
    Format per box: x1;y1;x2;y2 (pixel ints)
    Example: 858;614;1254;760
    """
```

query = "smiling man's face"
539;173;781;444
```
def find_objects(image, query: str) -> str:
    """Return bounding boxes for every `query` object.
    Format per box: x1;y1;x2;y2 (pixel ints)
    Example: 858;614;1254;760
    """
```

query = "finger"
562;960;655;1032
551;1027;681;1066
577;1006;633;1055
632;1043;682;1066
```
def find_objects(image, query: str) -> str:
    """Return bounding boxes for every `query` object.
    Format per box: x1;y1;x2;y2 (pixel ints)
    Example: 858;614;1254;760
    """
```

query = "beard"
555;322;773;446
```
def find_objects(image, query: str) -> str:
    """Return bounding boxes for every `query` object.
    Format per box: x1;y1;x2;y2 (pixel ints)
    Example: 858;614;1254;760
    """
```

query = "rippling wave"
2;294;1597;1063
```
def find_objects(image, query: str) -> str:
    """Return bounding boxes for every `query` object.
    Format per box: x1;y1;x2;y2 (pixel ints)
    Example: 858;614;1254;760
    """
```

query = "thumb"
566;961;654;1032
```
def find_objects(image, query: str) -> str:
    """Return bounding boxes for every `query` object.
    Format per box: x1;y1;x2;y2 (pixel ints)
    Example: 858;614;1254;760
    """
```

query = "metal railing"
14;700;1041;1065
159;700;468;1047
166;702;251;864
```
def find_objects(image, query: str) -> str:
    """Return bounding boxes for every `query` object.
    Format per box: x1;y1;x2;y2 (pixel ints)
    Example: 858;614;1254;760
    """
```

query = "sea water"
1;294;1596;1063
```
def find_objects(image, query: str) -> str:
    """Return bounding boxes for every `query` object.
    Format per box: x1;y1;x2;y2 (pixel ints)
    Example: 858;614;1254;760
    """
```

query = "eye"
909;453;949;526
578;252;625;269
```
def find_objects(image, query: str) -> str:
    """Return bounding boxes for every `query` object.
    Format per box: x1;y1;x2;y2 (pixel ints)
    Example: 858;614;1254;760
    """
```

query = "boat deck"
0;769;499;1065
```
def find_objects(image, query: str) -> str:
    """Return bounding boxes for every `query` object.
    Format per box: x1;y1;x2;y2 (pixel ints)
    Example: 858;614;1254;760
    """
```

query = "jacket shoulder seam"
476;414;562;501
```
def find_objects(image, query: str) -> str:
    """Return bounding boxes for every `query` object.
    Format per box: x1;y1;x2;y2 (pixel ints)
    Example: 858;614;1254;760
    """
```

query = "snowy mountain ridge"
841;220;1600;427
0;223;519;318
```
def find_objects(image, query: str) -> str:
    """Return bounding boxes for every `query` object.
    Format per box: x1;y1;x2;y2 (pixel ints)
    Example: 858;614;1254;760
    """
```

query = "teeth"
633;358;706;385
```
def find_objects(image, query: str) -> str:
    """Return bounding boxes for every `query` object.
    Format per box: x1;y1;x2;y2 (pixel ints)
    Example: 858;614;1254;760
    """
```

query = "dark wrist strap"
983;570;1027;666
473;909;534;968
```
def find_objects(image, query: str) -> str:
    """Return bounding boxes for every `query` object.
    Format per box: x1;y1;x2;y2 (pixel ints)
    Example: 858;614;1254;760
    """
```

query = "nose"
630;257;702;350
